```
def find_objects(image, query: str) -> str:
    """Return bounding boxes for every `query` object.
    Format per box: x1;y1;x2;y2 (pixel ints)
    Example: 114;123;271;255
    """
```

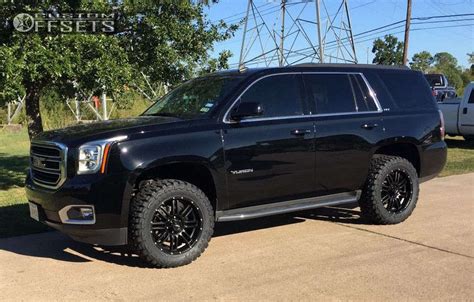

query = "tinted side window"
350;74;379;112
239;74;304;118
304;74;356;114
468;90;474;104
377;71;437;110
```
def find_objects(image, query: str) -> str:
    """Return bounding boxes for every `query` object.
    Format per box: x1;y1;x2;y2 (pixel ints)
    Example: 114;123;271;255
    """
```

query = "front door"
459;87;474;136
223;74;316;209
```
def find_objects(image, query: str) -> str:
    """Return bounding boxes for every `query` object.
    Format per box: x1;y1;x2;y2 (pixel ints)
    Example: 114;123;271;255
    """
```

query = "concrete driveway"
0;173;473;301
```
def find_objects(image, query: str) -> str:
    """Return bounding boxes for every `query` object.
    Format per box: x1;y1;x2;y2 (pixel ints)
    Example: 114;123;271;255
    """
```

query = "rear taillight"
438;110;445;140
432;89;438;97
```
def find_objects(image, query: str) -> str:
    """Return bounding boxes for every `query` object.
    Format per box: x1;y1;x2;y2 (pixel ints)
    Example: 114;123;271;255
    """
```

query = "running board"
216;191;361;222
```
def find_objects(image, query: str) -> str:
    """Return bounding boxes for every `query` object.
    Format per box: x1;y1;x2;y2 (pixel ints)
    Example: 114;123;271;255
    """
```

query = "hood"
34;116;188;145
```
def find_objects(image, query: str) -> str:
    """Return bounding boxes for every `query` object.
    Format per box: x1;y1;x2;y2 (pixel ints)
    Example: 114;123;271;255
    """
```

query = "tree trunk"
24;85;43;140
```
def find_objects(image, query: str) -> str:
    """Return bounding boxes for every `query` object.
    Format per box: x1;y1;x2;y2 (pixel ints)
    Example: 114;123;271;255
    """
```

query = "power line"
228;15;473;67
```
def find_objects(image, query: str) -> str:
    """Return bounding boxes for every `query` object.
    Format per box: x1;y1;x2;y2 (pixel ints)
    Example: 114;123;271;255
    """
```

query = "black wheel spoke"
184;219;198;228
179;232;192;247
151;221;166;230
171;199;178;215
156;231;168;242
180;204;193;217
381;194;390;205
156;208;169;220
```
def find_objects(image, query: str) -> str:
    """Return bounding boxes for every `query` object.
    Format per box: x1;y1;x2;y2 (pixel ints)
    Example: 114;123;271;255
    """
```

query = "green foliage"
468;52;474;65
410;51;473;95
434;52;458;68
410;51;433;73
0;0;237;137
371;34;404;65
432;52;463;92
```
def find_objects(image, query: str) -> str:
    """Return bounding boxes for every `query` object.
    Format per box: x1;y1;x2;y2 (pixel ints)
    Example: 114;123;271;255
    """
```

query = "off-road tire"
359;155;419;224
130;179;214;268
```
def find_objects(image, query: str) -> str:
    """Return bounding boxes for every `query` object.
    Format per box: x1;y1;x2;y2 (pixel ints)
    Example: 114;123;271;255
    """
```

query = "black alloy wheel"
130;179;214;268
150;197;203;255
381;169;413;213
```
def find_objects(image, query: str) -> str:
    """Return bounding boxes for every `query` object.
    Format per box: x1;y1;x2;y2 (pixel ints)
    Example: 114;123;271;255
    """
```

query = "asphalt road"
0;173;473;301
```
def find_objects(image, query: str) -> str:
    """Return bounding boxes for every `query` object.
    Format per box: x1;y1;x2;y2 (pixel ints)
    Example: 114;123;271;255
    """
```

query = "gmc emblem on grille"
32;156;47;169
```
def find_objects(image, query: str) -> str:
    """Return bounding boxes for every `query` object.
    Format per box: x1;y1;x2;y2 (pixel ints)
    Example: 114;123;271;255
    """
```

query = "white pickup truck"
438;82;474;141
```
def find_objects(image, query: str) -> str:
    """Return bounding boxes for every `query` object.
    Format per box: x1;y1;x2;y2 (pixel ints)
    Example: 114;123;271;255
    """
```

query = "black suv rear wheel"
359;155;419;224
130;179;214;268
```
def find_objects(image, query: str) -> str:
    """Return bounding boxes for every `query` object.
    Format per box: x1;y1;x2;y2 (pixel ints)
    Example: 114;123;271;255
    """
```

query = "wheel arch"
121;157;221;226
373;139;421;175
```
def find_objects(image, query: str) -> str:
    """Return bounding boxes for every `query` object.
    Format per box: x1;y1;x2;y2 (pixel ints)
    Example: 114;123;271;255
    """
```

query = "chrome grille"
30;141;67;189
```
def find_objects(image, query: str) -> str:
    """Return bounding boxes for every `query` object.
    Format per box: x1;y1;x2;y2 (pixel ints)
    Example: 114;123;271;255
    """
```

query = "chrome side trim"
216;191;360;222
30;141;68;190
58;205;96;225
222;71;383;124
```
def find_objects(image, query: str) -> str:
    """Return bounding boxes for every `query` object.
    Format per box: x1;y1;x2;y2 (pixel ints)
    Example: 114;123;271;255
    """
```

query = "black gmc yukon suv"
26;64;447;267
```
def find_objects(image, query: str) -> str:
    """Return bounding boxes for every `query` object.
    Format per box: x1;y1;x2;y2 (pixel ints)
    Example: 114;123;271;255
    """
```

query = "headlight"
77;136;127;175
78;144;103;174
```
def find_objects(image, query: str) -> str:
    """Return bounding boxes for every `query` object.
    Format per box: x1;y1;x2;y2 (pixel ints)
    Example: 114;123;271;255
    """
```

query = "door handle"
361;123;379;130
291;129;312;136
463;107;468;114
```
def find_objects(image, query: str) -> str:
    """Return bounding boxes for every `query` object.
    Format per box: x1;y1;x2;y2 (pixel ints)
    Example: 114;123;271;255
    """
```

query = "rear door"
303;73;383;195
222;73;316;209
459;86;474;135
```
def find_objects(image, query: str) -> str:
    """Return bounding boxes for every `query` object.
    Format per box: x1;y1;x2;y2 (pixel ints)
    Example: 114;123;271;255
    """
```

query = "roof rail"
291;63;410;70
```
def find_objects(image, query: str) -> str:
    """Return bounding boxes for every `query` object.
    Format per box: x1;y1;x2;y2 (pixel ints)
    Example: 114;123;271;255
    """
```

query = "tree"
0;1;236;139
371;34;404;65
410;51;433;73
433;52;458;68
468;52;474;65
432;52;463;91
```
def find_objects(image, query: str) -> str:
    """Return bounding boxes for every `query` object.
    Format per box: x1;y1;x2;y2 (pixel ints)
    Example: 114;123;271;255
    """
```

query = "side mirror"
230;102;264;121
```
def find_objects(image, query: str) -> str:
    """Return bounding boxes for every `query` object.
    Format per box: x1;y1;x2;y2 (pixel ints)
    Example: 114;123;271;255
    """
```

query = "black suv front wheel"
359;155;419;224
130;179;214;268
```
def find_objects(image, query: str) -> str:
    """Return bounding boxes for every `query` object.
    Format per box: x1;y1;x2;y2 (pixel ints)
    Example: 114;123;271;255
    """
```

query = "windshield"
425;74;444;87
143;74;245;119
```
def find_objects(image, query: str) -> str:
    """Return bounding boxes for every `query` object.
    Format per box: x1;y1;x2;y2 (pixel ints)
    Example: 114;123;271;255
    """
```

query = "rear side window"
303;74;379;114
377;71;436;110
468;90;474;104
238;74;304;118
350;74;379;112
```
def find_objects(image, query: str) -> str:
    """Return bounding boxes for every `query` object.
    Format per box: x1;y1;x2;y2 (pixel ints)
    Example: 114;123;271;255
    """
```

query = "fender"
116;132;226;226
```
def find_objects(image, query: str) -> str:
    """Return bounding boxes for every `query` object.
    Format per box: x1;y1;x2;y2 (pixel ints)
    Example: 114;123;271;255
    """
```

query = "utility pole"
315;0;323;63
402;0;412;65
279;0;286;67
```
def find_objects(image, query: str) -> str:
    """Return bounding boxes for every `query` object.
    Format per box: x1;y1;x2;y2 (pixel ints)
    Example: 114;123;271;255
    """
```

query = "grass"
440;136;474;177
0;130;50;237
0;128;473;238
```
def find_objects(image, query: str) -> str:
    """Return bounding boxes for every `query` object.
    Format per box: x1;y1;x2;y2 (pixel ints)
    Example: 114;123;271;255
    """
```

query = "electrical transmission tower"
238;0;358;68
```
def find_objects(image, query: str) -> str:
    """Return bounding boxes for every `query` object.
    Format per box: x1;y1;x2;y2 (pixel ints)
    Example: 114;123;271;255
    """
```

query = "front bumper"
45;220;127;245
25;171;131;246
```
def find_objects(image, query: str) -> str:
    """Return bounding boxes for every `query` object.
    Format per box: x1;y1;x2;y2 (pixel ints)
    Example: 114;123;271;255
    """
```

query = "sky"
204;0;474;68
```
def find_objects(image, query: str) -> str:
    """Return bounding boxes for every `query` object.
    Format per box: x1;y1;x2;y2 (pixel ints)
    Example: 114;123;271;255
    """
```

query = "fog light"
80;208;94;220
59;205;96;225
